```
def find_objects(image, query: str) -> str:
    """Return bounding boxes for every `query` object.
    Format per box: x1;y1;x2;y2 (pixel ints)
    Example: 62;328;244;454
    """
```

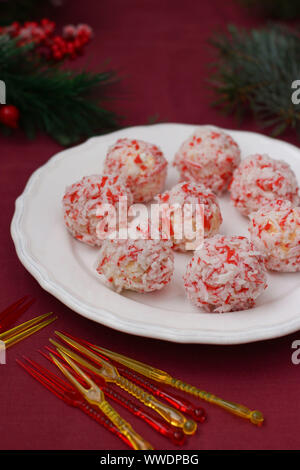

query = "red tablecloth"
1;0;300;451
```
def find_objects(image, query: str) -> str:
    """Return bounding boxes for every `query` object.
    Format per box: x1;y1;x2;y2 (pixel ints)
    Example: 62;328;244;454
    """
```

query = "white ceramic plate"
11;124;300;344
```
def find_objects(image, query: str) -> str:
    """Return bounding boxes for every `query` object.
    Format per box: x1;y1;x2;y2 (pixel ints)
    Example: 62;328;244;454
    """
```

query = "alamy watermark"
291;340;300;365
0;340;6;365
0;80;6;104
95;198;205;251
291;80;300;104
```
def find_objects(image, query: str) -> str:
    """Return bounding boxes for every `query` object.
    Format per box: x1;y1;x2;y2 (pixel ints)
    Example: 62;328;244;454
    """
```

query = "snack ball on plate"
96;238;174;293
230;153;300;216
103;138;168;203
173;126;241;195
155;181;222;252
183;235;268;313
63;175;133;247
249;199;300;272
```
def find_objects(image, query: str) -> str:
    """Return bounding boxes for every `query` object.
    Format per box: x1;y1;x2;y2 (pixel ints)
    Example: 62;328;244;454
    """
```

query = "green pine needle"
238;0;300;20
0;36;119;145
210;25;300;139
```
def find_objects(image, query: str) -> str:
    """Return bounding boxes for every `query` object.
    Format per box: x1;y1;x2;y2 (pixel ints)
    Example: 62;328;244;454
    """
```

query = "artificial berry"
0;19;93;62
63;25;77;39
0;105;20;129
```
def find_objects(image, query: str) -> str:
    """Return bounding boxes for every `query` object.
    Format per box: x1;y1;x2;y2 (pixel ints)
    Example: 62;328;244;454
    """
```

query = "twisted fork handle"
115;375;197;435
100;400;153;450
78;401;132;449
119;365;206;423
102;383;185;446
169;378;264;426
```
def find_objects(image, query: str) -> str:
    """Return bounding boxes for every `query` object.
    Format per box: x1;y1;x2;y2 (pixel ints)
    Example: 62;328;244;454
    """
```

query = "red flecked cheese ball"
96;238;174;293
103;138;168;202
155;181;222;252
173;126;241;195
249;199;300;272
63;174;133;247
230;153;300;216
184;235;268;313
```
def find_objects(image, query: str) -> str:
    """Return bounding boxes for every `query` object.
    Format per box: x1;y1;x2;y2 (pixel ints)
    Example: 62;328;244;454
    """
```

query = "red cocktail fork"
0;296;35;333
58;331;206;423
117;365;206;423
42;345;186;446
17;356;132;449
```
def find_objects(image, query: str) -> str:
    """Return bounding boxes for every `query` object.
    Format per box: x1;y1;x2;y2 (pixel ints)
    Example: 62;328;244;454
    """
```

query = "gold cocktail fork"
90;345;264;426
51;332;197;435
50;350;153;450
0;312;57;349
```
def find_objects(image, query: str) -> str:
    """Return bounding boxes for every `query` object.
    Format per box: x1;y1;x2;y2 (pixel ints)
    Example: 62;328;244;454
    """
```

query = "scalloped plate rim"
10;123;300;344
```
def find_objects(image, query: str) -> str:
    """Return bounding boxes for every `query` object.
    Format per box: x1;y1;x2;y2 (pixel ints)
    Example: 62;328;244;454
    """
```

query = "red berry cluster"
0;19;93;61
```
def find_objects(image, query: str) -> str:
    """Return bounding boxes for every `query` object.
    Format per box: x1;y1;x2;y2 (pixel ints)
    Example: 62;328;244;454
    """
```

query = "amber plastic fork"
16;356;132;449
90;345;264;426
51;332;197;435
41;345;185;446
50;350;154;450
57;331;206;424
0;312;57;348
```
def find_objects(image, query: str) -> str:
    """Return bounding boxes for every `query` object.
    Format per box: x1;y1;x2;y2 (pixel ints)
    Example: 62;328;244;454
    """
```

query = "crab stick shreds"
155;181;222;252
183;235;267;313
96;238;174;293
62;174;133;247
103;138;168;203
249;199;300;272
173;126;241;195
230;154;299;216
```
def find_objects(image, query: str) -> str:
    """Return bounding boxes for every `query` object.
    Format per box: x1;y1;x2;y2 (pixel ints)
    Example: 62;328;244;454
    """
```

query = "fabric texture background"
0;0;299;450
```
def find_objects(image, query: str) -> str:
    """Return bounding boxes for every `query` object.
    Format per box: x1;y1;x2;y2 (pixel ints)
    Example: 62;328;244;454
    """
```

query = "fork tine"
0;312;54;341
39;346;63;365
0;298;36;333
45;345;105;391
3;315;57;348
57;330;97;350
49;352;91;398
54;331;108;368
0;296;28;321
17;359;67;400
22;357;66;395
40;345;68;365
56;330;111;362
54;350;98;391
49;338;104;376
23;355;71;393
40;347;88;390
43;344;65;358
38;347;53;361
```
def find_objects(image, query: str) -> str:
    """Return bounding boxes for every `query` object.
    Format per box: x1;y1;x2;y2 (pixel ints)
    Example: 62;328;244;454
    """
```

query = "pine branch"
0;36;119;145
238;0;300;20
210;25;300;138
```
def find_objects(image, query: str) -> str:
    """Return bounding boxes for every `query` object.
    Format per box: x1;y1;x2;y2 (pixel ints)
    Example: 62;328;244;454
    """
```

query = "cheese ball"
249;199;300;272
96;238;174;293
63;175;133;247
230;153;300;216
173;126;241;195
103;138;168;203
155;181;222;252
184;235;268;313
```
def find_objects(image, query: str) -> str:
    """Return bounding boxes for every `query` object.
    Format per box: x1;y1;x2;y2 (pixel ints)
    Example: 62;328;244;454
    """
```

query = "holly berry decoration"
0;105;20;129
0;19;93;62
